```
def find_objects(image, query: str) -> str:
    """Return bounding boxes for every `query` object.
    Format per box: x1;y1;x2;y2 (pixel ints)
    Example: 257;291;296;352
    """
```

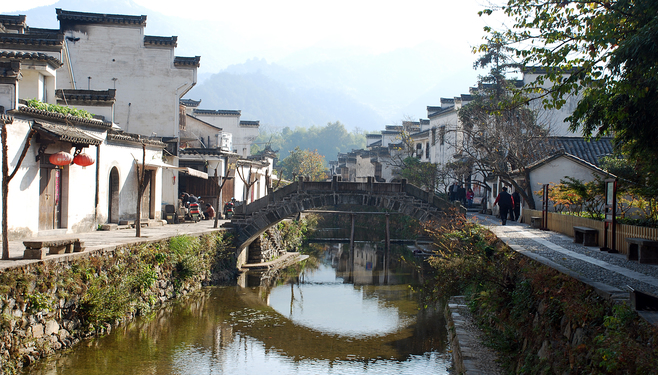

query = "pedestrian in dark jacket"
511;190;521;221
494;186;514;225
457;184;466;205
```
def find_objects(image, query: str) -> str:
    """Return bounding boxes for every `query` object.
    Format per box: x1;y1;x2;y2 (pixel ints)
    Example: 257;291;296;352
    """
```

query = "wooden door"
140;171;152;220
108;167;120;223
39;167;61;230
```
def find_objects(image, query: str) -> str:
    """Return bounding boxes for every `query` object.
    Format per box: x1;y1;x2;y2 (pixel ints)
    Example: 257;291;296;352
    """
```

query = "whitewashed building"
54;9;201;209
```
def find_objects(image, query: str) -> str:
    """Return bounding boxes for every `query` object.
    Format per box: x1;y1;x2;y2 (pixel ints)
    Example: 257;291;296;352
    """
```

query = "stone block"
23;248;47;260
99;224;118;231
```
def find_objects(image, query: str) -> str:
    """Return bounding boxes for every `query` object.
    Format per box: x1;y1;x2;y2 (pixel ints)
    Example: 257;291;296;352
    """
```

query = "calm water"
22;243;451;375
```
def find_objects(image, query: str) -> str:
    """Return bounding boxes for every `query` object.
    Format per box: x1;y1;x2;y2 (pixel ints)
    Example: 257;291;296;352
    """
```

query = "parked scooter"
223;200;235;219
188;202;201;222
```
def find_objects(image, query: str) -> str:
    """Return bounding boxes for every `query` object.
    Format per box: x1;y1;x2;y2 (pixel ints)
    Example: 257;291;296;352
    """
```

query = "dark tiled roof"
180;99;201;107
545;137;614;167
0;15;26;32
0;50;62;68
186;114;222;130
33;121;104;145
106;130;165;147
179;148;224;156
194;109;241;116
239;120;259;127
428;105;455;119
0;15;26;26
459;94;473;101
0;32;64;49
56;89;116;106
0;114;13;124
440;98;455;105
144;35;177;47
368;140;382;147
420;119;430;125
410;129;430;139
366;133;381;138
56;9;147;27
385;125;402;131
174;56;200;68
15;106;111;129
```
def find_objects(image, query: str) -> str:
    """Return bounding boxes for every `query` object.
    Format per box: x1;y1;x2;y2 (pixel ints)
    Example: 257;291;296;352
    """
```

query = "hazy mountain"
6;0;481;132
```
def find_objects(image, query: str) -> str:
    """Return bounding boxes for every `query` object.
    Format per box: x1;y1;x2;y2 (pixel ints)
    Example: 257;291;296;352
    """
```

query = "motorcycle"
188;202;201;222
223;201;234;219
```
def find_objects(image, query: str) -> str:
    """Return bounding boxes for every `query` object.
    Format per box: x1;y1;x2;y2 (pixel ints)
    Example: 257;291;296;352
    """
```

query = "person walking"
466;188;474;208
494;186;514;225
457;184;466;205
511;190;521;221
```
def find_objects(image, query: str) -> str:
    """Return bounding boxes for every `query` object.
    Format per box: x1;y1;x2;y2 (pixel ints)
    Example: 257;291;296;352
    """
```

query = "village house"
0;14;167;239
54;8;201;210
177;99;273;214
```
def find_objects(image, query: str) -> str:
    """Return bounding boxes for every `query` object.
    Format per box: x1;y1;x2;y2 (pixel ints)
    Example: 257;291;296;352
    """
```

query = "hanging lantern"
49;151;73;166
73;153;95;167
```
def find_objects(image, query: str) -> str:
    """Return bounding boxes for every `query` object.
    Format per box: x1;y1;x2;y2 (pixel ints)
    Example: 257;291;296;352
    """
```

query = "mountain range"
5;0;482;132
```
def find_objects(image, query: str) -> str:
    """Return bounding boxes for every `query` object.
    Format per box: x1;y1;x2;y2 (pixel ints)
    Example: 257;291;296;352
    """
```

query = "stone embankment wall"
248;228;285;264
0;232;235;374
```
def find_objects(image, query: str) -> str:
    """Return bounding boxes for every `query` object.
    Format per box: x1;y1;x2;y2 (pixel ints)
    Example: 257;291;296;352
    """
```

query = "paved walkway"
0;220;230;270
469;213;658;324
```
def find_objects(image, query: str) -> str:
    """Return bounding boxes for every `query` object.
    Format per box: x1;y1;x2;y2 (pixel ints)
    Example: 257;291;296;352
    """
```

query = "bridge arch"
231;178;460;264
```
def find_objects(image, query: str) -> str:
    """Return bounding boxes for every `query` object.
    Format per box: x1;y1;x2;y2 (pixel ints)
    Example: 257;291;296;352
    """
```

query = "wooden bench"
530;216;542;228
573;226;598;247
626;238;658;264
23;238;85;260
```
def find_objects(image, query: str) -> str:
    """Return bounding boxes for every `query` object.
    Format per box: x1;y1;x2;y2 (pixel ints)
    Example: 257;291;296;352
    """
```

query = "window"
439;126;446;145
425;142;430;159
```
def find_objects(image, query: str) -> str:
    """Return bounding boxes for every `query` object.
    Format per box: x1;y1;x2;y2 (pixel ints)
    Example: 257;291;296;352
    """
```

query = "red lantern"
73;153;95;167
49;151;73;166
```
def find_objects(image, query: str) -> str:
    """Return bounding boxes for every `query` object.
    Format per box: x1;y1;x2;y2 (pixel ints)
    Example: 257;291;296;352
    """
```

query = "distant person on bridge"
494;186;514;225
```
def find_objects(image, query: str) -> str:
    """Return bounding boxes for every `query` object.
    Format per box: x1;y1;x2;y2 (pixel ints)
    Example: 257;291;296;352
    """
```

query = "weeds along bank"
0;232;236;374
425;216;658;374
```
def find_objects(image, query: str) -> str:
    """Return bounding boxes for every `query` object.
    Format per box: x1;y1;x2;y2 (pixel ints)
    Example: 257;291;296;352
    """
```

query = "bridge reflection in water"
21;243;450;375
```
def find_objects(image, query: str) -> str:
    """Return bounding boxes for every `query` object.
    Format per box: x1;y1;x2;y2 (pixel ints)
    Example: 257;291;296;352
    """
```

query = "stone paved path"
0;220;229;270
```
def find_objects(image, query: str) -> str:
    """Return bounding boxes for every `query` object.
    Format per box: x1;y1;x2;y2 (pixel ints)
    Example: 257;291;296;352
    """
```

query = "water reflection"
21;243;450;375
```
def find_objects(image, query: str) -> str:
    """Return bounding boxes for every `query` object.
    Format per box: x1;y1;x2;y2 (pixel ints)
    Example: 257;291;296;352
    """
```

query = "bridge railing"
234;179;455;217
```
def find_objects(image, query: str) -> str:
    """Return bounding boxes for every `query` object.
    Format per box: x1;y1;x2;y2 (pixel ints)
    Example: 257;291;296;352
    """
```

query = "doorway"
39;167;62;230
108;167;119;223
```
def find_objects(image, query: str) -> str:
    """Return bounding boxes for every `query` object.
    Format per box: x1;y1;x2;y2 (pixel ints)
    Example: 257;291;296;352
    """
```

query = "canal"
21;242;451;374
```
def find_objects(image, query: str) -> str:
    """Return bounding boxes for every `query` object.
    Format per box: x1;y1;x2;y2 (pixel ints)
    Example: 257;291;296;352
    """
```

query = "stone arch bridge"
231;178;462;266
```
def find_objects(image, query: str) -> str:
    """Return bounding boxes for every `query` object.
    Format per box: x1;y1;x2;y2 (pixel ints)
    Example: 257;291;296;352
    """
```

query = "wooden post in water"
350;213;355;251
350;213;355;277
385;213;390;252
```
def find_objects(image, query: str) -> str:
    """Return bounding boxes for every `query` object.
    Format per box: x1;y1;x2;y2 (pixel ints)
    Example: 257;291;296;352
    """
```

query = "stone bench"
626;238;658;264
23;238;85;260
530;216;542;228
573;226;598;246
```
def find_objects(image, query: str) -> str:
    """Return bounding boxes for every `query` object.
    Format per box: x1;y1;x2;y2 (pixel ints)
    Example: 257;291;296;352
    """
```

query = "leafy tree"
399;157;439;192
456;33;551;209
480;0;658;193
278;147;327;181
252;121;366;164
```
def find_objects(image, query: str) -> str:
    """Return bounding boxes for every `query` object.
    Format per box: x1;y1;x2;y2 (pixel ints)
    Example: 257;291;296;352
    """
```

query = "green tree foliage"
252;121;366;164
480;0;658;193
278;147;327;181
458;33;549;209
400;157;439;192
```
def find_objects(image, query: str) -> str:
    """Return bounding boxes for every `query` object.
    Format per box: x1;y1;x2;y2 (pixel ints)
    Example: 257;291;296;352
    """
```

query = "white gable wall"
528;156;607;210
59;25;196;138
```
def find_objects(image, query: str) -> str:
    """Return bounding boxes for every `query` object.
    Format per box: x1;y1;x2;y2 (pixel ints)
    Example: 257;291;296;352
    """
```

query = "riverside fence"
521;209;658;255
